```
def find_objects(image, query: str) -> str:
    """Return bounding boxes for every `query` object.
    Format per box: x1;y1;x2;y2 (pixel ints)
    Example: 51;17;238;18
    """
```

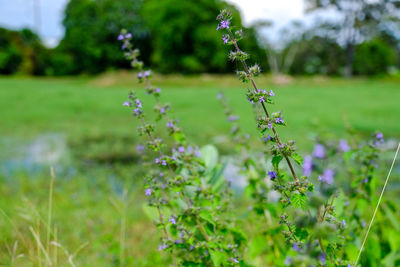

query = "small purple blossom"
275;117;284;124
233;258;239;263
292;243;301;252
268;170;277;180
318;169;334;185
284;257;292;265
222;35;229;44
117;34;124;40
269;90;275;96
217;20;230;30
313;144;325;159
144;70;151;77
227;115;239;122
166;121;174;128
168;216;176;225
217;93;223;100
341;219;346;227
178;146;185;153
137;72;143;79
259;96;265;103
133;108;142;116
136;145;144;153
135;99;142;108
303;155;312;177
160;107;166;114
267;123;273;129
121;44;126;50
145;188;152;196
155;158;160;164
123;101;131;107
262;134;272;143
156;88;161;93
339;139;350;152
125;33;132;39
158;243;167;251
161;160;167;166
375;132;384;145
319;253;326;264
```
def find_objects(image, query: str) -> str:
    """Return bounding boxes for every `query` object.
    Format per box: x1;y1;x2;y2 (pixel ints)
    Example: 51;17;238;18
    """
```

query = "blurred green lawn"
1;73;399;150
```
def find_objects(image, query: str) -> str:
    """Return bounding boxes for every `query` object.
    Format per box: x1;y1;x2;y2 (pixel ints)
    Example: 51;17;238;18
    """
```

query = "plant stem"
228;30;298;181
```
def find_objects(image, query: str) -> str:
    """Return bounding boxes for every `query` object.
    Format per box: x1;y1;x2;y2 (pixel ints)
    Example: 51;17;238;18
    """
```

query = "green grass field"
0;73;399;266
1;73;399;150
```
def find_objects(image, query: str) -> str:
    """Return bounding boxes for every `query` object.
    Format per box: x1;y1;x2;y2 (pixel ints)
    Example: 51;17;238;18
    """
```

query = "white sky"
0;0;309;47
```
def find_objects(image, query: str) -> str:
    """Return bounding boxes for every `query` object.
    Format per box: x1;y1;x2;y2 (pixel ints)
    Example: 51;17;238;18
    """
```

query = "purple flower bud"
267;123;273;129
144;70;151;77
137;72;143;79
262;134;272;143
339;139;350;152
222;35;229;44
155;158;160;164
158;243;167;251
117;34;124;40
125;33;132;39
145;188;152;196
259;96;265;103
123;101;131;107
160;107;165;114
275;117;284;124
162;160;167;166
312;144;325;159
269;90;274;96
318;169;334;184
268;170;277;180
121;44;126;50
178;146;185;153
156;88;161;93
166;121;174;128
135;99;142;108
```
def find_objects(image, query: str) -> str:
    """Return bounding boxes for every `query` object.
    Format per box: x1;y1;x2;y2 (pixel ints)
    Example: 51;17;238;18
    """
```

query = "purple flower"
292;243;301;252
168;216;176;225
319;253;326;264
303;155;312;177
312;144;325;159
233;258;239;263
339;139;350;152
375;132;384;145
341;219;346;227
269;90;275;96
137;72;143;79
178;146;185;153
156;88;161;93
133;108;142;116
155;158;160;164
166;121;174;129
217;93;223;100
161;160;167;166
136;145;144;153
145;188;152;196
275;117;284;124
194;151;201;157
227;115;239;122
135;99;142;108
217;20;230;30
267;123;273;129
284;257;292;265
160;107;165;114
117;34;124;40
259;96;265;103
262;134;272;143
121;44;126;50
318;169;334;184
125;33;132;39
222;35;229;44
268;170;277;180
123;101;131;107
144;70;151;77
348;265;354;267
158;243;167;251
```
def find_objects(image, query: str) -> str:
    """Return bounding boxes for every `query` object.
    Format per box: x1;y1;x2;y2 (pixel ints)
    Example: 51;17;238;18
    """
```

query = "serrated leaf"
291;193;308;209
291;153;303;166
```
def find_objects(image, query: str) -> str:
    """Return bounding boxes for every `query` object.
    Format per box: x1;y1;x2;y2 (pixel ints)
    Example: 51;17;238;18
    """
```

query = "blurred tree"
142;0;268;73
59;0;150;74
354;38;396;75
305;0;400;77
0;27;49;75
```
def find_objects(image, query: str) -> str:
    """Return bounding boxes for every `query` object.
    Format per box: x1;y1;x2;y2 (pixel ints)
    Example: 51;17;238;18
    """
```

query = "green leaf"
291;153;303;166
271;155;283;169
200;145;219;171
209;249;226;266
142;204;159;221
291;193;308;209
249;236;266;258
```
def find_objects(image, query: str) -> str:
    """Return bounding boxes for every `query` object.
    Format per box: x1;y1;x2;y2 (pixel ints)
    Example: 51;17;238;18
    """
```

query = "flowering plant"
117;10;397;266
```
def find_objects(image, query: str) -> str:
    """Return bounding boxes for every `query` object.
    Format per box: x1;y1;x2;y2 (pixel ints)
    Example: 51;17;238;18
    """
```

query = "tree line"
0;0;399;76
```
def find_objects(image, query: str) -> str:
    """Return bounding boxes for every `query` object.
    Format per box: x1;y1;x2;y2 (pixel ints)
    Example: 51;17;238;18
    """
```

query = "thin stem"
354;142;400;266
228;30;298;181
